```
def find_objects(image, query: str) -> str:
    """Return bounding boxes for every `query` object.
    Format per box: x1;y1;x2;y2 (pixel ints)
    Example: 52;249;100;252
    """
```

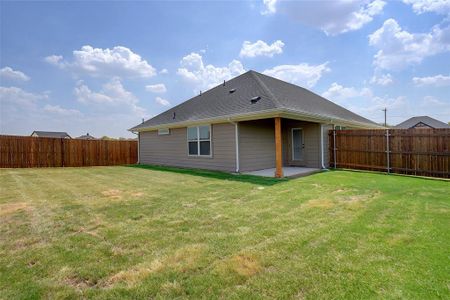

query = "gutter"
130;108;383;133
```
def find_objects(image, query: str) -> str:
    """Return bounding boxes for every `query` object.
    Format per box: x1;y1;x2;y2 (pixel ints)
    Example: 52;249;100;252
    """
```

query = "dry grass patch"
219;254;262;277
0;202;29;216
304;199;335;209
131;192;144;197
106;258;164;287
160;280;183;294
101;189;122;199
105;244;206;287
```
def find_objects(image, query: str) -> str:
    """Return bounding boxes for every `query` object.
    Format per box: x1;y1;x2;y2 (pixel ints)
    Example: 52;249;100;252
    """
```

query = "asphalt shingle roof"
31;131;71;138
131;70;378;131
394;116;450;129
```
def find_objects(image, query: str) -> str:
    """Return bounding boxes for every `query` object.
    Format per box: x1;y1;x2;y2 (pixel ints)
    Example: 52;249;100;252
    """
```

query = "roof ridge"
249;71;282;109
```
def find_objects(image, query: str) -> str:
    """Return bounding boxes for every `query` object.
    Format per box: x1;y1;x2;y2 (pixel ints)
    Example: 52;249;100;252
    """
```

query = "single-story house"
77;133;97;140
130;70;382;177
31;131;71;139
394;116;450;129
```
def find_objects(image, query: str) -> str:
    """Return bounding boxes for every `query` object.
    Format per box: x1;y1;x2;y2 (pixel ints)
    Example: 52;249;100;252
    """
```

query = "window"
187;125;211;156
158;128;170;135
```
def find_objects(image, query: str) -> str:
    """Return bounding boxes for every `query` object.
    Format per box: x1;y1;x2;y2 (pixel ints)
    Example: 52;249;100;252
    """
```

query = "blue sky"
1;0;449;138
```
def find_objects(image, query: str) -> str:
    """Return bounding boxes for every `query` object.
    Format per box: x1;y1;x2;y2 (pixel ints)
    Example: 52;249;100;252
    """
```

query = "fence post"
386;129;390;174
333;128;337;169
61;138;65;167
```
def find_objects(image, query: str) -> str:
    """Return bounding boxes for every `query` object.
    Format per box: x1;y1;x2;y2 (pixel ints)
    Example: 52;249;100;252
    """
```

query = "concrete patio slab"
243;167;321;178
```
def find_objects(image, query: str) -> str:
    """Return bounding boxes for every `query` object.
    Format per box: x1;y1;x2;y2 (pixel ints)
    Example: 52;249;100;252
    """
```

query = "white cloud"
262;0;386;35
369;18;450;70
45;45;156;78
239;40;284;58
177;52;245;90
145;83;167;93
403;0;450;15
322;82;373;102
44;104;82;116
413;74;450;86
44;55;64;66
262;62;330;88
0;86;142;138
0;86;46;108
370;73;393;85
261;0;278;15
422;95;447;105
420;96;450;116
155;96;171;106
160;68;169;74
0;67;30;82
74;78;146;117
321;82;410;124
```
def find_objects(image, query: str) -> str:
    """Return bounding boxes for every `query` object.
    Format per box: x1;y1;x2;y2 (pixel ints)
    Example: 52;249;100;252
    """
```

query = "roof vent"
223;80;226;86
250;96;261;104
172;112;176;119
229;88;236;94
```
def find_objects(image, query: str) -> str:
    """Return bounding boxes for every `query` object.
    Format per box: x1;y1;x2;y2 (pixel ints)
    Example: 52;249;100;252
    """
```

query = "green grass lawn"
0;166;449;299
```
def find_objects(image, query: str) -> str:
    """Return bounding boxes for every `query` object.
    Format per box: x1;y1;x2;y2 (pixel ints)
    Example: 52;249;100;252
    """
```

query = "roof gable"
395;116;450;129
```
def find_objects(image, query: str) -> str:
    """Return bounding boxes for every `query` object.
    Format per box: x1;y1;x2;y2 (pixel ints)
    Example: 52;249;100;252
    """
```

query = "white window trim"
158;128;170;135
291;127;304;161
187;125;212;158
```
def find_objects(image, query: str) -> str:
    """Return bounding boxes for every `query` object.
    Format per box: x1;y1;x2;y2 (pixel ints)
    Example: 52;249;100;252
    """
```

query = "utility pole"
382;108;387;127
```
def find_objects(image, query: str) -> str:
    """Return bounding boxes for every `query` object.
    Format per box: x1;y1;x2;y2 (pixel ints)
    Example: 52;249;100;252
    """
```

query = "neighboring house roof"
77;133;97;140
130;70;381;131
394;116;450;129
31;131;71;138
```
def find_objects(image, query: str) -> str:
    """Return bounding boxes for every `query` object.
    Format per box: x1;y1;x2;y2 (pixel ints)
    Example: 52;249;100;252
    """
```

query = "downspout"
228;118;240;173
320;124;327;169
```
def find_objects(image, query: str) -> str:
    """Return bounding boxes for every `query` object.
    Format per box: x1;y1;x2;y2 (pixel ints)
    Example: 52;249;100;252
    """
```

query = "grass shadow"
127;164;287;186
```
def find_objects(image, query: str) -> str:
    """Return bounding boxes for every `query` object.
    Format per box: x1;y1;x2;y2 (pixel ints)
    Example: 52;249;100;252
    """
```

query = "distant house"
77;133;97;140
31;131;71;139
394;116;450;129
130;70;382;178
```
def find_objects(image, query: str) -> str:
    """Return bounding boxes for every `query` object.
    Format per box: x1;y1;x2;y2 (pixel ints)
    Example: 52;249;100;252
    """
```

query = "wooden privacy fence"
0;135;138;168
329;129;450;178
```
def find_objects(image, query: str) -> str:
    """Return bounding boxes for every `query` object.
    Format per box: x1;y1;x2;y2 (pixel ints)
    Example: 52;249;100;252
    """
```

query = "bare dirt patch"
131;192;144;197
0;202;29;216
64;275;98;289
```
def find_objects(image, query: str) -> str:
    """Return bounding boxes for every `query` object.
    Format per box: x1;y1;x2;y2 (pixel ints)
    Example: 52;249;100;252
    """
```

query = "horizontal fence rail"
0;135;138;168
329;129;450;179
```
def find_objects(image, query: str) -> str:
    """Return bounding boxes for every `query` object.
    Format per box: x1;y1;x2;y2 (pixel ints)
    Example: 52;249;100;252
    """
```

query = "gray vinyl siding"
139;123;236;172
239;119;275;172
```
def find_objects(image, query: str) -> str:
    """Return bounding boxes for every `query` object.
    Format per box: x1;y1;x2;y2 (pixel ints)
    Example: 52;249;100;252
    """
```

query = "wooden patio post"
274;117;283;178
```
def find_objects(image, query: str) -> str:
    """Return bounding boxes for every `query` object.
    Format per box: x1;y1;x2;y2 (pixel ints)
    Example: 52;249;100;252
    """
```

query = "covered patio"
238;117;331;178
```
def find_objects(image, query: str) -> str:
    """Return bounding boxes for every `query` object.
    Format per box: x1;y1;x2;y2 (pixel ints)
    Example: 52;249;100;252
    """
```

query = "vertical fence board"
0;135;138;168
329;128;450;178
